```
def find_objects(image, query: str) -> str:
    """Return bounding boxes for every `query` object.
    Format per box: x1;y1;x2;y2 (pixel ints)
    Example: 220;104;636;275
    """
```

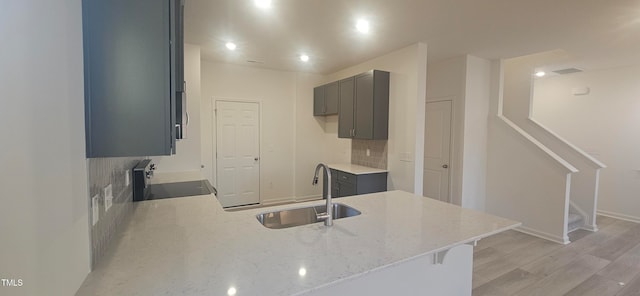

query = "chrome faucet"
312;163;333;226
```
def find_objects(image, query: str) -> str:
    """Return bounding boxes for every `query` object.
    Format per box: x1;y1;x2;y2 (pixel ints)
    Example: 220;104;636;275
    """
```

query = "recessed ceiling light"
225;42;237;51
254;0;271;9
300;54;309;62
535;71;546;77
356;19;370;33
227;287;237;296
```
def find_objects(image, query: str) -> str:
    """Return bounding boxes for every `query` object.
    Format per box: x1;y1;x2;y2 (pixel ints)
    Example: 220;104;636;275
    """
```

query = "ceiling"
185;0;640;74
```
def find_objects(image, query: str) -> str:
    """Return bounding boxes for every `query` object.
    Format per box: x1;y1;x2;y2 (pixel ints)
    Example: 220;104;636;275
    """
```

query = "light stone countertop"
328;163;388;175
76;190;519;296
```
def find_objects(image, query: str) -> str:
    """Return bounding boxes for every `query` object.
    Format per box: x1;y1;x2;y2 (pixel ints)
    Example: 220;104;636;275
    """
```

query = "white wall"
152;44;202;181
294;73;331;200
0;1;90;295
460;56;491;211
426;56;466;205
325;43;428;193
425;55;491;210
532;64;640;222
201;62;297;203
200;43;429;202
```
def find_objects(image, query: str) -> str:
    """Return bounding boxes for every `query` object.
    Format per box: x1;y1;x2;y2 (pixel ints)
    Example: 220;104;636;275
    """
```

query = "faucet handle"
316;212;330;221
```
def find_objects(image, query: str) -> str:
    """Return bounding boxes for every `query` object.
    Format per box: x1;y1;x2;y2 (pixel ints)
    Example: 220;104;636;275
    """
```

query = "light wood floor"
473;215;640;296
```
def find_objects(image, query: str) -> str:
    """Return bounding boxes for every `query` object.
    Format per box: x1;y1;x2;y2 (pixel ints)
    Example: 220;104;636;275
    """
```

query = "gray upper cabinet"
339;70;390;140
313;81;339;116
82;0;182;157
338;77;355;138
313;86;325;116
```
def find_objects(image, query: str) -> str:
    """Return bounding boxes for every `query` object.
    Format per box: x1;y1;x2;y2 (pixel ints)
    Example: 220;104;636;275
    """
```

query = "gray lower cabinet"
313;81;339;116
82;0;183;157
338;70;390;140
323;168;388;198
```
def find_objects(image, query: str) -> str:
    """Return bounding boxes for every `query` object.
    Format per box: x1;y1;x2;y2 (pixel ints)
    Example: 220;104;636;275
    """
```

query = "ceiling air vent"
552;68;583;75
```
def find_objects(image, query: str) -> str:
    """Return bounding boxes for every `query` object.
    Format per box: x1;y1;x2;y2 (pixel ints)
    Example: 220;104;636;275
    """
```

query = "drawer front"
337;171;357;184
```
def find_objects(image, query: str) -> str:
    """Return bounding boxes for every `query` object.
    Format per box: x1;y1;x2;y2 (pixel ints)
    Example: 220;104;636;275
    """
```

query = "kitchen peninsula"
76;190;519;296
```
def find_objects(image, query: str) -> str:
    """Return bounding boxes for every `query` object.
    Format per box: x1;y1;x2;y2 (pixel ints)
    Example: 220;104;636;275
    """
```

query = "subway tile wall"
87;157;142;268
351;139;388;169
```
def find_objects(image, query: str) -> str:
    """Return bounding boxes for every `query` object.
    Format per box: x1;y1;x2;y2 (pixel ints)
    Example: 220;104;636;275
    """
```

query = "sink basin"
256;203;361;229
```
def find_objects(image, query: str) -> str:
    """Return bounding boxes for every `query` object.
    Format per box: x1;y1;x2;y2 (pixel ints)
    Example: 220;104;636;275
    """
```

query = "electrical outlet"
125;171;130;186
366;148;371;157
92;195;100;225
104;184;113;212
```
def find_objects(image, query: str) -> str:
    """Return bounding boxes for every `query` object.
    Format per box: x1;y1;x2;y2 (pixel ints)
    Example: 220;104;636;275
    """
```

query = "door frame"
213;98;262;204
424;98;454;203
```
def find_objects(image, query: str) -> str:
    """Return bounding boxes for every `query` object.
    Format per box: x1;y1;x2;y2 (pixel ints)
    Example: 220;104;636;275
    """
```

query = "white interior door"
424;100;452;202
216;101;260;207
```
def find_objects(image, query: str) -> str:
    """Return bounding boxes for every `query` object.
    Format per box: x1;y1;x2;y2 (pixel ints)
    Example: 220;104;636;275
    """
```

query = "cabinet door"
338;77;355;138
313;86;325;116
338;181;357;197
354;71;375;139
324;81;339;115
83;0;176;157
356;172;388;194
174;0;185;92
371;70;390;139
174;0;187;140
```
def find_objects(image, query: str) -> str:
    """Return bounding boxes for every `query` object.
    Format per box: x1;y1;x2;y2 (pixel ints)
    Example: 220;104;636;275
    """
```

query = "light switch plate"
125;171;130;186
366;148;371;157
92;195;100;225
104;184;113;212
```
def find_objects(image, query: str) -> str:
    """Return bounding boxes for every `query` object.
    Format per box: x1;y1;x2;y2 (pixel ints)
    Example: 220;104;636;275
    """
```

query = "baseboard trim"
261;197;297;207
295;195;322;202
580;224;599;232
515;226;569;245
597;210;640;223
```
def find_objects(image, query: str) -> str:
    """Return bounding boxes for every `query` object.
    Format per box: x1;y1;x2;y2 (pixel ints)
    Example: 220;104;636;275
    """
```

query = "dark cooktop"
146;180;216;201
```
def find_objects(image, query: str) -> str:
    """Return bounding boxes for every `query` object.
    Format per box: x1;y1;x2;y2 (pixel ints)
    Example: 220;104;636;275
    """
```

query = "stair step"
568;213;582;224
568;213;584;232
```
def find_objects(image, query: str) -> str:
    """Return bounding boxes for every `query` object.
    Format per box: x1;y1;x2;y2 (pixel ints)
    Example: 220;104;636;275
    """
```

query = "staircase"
486;55;605;244
567;212;583;233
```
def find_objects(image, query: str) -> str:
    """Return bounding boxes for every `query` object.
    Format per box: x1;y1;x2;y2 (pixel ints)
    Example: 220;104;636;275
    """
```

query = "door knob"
442;164;448;169
254;157;260;161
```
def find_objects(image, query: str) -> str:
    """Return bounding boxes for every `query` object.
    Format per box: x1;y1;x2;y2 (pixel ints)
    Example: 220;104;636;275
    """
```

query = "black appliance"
147;180;215;200
132;159;216;202
132;159;155;202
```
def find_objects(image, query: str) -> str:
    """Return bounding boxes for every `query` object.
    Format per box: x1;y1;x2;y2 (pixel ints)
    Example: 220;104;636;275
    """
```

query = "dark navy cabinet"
339;70;390;140
82;0;184;157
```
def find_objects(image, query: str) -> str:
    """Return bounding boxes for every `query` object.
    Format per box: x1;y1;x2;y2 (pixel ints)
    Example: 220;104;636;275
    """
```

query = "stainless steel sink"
256;203;361;229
